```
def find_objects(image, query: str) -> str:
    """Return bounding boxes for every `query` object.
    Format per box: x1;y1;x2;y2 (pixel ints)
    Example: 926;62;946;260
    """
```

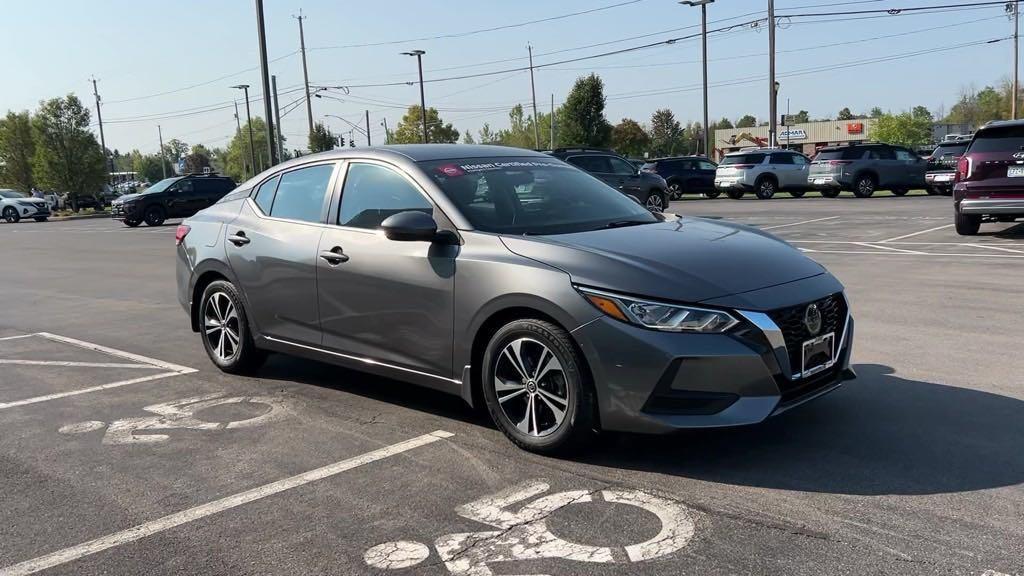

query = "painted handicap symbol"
58;392;289;445
364;479;696;575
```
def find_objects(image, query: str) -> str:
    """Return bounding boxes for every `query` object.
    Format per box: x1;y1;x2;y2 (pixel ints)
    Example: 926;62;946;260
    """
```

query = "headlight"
577;287;738;333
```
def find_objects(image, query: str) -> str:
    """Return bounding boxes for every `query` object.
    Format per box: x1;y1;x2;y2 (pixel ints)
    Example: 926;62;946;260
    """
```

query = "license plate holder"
801;332;835;377
1008;166;1024;178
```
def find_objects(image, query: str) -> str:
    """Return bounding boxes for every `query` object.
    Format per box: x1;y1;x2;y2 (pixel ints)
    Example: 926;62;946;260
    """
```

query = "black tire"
725;188;744;200
144;205;166;227
644;191;667;213
788;190;806;198
754;177;777;200
124;219;141;228
70;200;80;213
704;189;721;199
820;188;841;198
667;180;683;200
955;210;981;236
892;188;909;196
853;175;876;198
482;319;596;454
199;280;267;374
926;187;940;196
34;217;47;222
3;206;20;223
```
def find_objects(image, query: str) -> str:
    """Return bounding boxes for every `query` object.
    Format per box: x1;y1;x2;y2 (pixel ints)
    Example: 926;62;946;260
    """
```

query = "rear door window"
697;160;717;170
770;154;795;165
608;157;638;176
567;155;613;173
269;164;335;223
815;148;864;161
894;149;917;161
253;175;280;214
970;125;1024;153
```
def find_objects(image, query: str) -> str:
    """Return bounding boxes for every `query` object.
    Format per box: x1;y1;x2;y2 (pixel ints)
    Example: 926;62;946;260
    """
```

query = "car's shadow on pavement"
577;363;1024;496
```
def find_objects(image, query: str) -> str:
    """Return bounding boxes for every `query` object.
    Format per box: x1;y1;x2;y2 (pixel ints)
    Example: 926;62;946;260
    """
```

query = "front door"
225;162;338;345
317;161;456;380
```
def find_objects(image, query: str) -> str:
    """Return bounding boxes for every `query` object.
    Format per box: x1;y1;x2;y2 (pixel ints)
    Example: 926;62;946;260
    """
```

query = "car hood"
113;193;143;204
500;217;826;303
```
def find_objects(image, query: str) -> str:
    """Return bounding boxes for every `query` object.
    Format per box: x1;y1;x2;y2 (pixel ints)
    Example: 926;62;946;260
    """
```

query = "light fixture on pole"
231;84;258;175
680;0;714;158
401;50;428;143
773;80;781;148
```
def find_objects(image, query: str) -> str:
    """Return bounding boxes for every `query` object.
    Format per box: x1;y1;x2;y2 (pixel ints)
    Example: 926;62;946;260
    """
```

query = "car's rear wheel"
754;177;777;200
704;189;721;199
955;211;981;236
3;207;20;223
199;280;266;374
853;175;876;198
644;191;666;212
124;219;141;227
926;187;940;196
892;188;909;196
144;205;166;227
726;189;744;200
482;319;595;454
820;189;841;198
788;190;806;198
667;181;682;200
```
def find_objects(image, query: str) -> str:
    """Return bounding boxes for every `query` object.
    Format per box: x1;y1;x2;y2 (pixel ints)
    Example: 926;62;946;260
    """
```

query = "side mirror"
380;211;439;242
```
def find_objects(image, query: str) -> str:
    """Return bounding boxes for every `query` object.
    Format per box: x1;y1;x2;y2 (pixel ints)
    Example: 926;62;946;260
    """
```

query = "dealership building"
713;118;878;160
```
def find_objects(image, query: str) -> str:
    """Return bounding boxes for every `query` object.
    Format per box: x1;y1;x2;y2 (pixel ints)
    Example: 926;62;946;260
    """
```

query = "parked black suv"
547;147;669;212
639;156;717;199
111;173;237;227
924;140;968;196
808;142;927;197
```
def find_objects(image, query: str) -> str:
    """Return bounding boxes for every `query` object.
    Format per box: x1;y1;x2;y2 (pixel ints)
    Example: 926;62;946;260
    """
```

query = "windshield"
721;153;765;166
421;157;658;235
969;125;1024;153
142;177;182;194
0;190;26;199
932;143;967;157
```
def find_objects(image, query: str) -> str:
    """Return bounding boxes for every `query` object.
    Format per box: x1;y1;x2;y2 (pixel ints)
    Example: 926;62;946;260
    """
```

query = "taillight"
955;156;971;182
729;164;754;170
175;224;191;246
828;160;853;166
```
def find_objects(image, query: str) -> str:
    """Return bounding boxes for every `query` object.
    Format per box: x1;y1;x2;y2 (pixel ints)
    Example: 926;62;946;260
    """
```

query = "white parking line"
0;430;455;576
851;242;926;255
0;360;165;369
878;224;954;243
761;216;840;230
967;243;1024;254
0;334;34;341
35;332;195;373
0;373;183;410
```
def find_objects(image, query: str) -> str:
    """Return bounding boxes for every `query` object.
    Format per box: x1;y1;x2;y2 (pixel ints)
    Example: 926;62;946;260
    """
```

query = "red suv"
954;120;1024;235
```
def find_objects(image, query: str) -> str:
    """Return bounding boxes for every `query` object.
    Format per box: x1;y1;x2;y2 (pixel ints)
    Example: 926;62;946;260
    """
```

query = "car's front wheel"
124;219;141;227
482;319;595;454
644;191;667;212
955;211;981;236
726;189;744;200
3;206;20;223
199;280;266;374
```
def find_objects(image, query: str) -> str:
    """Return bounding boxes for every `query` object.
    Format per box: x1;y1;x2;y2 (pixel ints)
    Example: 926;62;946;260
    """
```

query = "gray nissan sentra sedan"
176;145;854;453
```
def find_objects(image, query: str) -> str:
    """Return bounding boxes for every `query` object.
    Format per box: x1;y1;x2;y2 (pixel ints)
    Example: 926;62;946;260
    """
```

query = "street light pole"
402;50;428;143
231;84;257;175
272;75;284;162
365;110;372;146
1013;0;1020;120
158;125;166;180
255;0;278;166
294;9;315;138
768;0;778;147
528;43;540;149
382;118;390;144
681;0;714;158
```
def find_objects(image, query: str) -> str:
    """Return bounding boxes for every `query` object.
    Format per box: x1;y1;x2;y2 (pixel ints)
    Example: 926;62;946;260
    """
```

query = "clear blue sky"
3;0;1017;154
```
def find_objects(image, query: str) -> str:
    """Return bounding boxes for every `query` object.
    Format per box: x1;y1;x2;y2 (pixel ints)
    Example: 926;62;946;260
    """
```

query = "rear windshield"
931;143;967;157
814;148;863;161
969;125;1024;153
721;153;765;166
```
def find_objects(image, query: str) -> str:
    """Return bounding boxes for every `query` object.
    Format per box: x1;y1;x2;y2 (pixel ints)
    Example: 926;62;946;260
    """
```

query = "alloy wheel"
203;292;240;362
645;193;665;212
493;337;569;437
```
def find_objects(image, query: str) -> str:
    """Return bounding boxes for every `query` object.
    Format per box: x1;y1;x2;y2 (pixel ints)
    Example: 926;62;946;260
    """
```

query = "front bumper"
572;291;854;434
958;197;1024;215
807;175;848;189
110;203;140;220
10;204;50;218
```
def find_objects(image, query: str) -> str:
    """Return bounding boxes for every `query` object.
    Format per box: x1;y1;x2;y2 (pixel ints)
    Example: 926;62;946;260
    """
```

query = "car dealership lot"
1;199;1021;575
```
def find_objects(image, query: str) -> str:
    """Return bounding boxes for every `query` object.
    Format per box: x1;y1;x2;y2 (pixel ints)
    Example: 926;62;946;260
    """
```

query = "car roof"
646;156;708;161
294;144;548;163
979;119;1024;130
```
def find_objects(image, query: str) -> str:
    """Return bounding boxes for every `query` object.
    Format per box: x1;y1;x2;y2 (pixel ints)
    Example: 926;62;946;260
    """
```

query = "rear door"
965;124;1024;194
895;147;926;187
696;159;717;192
607;156;644;195
768;153;801;188
565;155;615;187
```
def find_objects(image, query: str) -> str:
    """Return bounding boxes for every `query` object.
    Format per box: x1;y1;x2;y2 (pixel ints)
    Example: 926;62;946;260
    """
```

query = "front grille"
766;293;847;376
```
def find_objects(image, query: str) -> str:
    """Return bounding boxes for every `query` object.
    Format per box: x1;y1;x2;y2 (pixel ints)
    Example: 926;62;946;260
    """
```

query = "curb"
49;213;112;222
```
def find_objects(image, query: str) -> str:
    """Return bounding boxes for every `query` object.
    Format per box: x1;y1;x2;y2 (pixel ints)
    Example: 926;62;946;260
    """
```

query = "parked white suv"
715;149;813;200
1;189;51;223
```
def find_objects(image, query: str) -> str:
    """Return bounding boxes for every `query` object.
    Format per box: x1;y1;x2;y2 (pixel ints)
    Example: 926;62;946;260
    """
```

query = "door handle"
319;246;349;265
227;231;250;246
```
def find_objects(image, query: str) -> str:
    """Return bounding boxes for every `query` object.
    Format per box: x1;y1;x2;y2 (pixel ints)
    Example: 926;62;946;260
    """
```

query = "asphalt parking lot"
1;196;1022;576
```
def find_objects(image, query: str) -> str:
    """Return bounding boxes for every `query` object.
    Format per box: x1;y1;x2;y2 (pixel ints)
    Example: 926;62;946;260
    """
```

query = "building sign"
847;122;864;134
779;129;807;141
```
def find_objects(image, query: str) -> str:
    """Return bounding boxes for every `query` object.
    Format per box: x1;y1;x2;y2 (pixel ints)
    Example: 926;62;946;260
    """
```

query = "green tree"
556;74;612;147
735;114;757;128
787;110;810;124
871;110;933;148
183;144;212;174
869;107;884;118
132;153;169;183
610;118;650;158
837;107;855;121
649;109;683;156
0;111;36;192
224;117;271;181
714;117;733;130
31;95;107;198
392;105;459;144
462;131;476;144
477;123;500;144
161;138;189;165
308;122;336;153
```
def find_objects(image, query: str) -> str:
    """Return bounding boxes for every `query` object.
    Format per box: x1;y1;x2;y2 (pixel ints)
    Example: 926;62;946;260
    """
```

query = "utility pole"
550;93;555;149
382;118;390;144
528;44;540;149
1013;0;1020;120
233;100;247;179
768;0;778;147
680;1;714;158
402;50;428;143
232;84;257;175
294;10;315;138
90;77;113;175
365;110;372;146
272;75;284;162
158;125;166;179
255;0;277;167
